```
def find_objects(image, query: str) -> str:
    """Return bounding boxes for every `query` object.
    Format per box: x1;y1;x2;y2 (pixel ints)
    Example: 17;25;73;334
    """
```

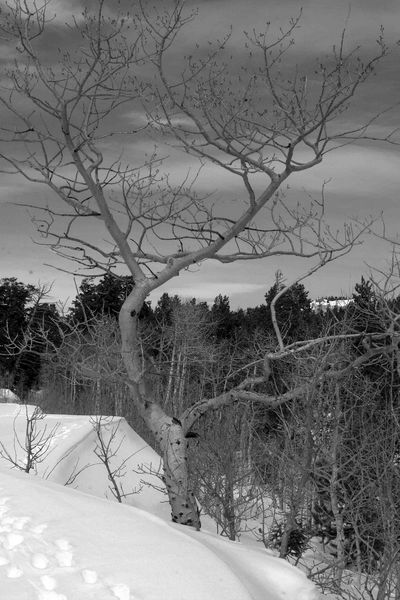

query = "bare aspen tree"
0;0;395;528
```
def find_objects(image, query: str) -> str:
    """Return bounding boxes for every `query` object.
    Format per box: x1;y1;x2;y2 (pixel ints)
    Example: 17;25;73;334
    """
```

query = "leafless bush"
0;405;59;473
90;415;143;502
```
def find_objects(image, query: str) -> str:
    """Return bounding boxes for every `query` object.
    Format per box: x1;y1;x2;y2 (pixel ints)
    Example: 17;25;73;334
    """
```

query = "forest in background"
1;272;399;598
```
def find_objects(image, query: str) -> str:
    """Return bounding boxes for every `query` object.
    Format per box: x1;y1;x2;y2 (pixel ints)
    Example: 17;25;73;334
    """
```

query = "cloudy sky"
0;0;399;309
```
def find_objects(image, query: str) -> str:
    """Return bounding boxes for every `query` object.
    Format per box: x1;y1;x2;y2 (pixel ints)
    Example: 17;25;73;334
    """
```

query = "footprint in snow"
7;564;23;578
32;553;50;569
5;531;25;550
53;539;74;567
82;568;134;598
81;569;98;584
55;539;72;551
30;523;48;535
55;551;73;568
41;574;58;590
110;582;131;600
0;500;134;600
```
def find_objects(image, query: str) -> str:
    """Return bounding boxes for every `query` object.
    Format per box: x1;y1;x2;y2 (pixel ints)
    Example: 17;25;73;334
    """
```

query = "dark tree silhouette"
265;279;313;343
0;278;36;387
69;274;135;324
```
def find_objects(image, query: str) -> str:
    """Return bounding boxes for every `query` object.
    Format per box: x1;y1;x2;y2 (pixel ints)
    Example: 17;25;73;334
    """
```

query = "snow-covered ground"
0;388;20;403
0;404;319;600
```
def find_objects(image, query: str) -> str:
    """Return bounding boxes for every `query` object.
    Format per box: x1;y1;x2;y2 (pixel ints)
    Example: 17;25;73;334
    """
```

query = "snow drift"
0;388;20;403
0;404;319;600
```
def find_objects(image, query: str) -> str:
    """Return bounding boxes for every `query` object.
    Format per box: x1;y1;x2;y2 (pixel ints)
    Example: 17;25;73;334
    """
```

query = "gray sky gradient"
0;0;399;308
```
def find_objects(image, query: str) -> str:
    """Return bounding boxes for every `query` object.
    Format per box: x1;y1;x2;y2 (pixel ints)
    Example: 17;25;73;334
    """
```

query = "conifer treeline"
0;274;377;393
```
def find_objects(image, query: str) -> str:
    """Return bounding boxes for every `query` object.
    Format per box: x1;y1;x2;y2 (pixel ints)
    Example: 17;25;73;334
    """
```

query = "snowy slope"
0;405;171;520
0;405;319;600
0;389;20;402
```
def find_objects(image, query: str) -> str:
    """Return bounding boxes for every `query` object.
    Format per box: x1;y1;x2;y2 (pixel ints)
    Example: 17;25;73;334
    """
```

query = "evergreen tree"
153;293;182;327
352;276;376;310
18;302;62;389
210;294;234;340
243;305;269;334
69;274;136;324
0;277;36;386
265;278;313;343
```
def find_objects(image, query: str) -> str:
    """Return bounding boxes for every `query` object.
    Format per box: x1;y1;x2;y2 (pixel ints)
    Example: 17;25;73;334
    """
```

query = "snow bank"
0;404;170;521
0;388;20;403
0;405;319;600
0;468;254;600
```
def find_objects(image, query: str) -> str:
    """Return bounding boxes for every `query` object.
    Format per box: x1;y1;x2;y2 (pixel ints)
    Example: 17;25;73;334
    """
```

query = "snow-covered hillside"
0;404;171;521
0;404;319;600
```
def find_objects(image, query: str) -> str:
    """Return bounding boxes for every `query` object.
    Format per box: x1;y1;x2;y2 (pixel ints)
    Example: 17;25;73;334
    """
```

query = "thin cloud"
150;282;266;303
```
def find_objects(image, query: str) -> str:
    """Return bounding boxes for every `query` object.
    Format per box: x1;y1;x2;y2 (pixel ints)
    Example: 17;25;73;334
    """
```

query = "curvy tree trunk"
119;289;201;529
160;421;200;529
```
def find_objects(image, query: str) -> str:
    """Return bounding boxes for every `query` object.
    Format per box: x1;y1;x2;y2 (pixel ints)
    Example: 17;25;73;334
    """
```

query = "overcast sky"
0;0;399;309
